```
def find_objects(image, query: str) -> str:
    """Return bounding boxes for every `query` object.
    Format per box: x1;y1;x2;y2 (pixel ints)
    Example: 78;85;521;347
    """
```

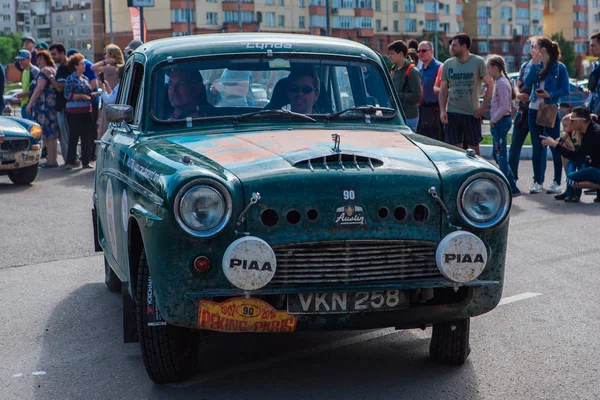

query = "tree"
551;32;576;78
0;33;21;66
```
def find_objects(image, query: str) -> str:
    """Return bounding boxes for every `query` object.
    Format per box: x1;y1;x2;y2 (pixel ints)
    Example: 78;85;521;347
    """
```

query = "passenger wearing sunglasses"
540;106;600;203
286;69;320;114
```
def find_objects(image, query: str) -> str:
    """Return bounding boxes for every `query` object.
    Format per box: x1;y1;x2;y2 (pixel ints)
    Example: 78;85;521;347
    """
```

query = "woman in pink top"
487;55;520;196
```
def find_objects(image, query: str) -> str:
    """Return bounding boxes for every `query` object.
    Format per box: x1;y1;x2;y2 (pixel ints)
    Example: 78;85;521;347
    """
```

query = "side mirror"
107;104;134;123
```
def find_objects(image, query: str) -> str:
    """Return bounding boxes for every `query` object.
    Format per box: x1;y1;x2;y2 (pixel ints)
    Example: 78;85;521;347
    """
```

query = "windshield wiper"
233;109;317;123
325;106;395;122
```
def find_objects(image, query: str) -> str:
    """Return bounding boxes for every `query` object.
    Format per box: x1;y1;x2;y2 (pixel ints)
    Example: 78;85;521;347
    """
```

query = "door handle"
94;140;111;151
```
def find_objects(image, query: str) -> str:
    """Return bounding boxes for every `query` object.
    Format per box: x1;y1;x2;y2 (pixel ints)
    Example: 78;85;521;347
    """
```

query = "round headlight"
175;180;232;237
458;173;510;229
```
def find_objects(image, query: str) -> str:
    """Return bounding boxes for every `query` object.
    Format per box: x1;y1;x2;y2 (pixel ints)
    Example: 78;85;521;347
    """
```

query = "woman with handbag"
524;36;569;194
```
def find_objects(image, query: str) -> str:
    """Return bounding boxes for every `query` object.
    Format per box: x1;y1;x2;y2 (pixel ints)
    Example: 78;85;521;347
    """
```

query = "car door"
96;56;145;277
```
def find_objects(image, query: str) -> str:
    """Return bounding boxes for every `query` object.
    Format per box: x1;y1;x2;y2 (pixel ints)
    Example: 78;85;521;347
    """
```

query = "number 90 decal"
341;187;357;202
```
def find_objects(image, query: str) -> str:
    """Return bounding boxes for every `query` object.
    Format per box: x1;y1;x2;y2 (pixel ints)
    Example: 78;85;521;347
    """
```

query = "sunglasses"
289;85;315;94
417;49;431;53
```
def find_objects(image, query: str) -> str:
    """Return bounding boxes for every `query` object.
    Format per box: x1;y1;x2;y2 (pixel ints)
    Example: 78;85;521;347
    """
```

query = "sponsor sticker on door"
198;297;297;333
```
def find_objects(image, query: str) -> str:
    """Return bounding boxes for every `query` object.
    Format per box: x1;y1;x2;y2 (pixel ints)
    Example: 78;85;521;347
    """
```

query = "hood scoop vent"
293;153;384;172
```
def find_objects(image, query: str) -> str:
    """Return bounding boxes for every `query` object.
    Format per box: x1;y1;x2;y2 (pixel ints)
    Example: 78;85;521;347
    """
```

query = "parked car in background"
3;88;23;106
95;33;513;383
0;116;42;184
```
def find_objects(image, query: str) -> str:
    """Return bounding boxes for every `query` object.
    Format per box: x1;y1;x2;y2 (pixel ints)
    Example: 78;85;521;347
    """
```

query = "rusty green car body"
93;33;511;383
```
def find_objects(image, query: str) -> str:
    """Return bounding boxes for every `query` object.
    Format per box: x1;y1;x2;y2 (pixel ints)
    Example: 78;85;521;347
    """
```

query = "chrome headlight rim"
174;179;232;237
457;172;511;229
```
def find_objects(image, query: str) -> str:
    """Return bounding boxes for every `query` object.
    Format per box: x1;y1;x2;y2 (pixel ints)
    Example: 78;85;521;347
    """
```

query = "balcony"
222;1;254;11
354;8;373;17
356;28;374;37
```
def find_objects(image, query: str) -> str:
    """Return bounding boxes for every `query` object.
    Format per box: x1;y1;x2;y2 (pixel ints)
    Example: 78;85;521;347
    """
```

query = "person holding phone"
523;36;569;194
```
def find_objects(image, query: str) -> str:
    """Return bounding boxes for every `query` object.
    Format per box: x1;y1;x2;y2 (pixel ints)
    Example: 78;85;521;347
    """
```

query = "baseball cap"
21;35;36;43
15;50;32;60
35;41;49;50
66;49;79;57
125;39;144;52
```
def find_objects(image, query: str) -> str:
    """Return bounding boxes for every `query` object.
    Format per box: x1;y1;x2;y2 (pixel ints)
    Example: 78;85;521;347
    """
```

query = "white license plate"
287;290;408;314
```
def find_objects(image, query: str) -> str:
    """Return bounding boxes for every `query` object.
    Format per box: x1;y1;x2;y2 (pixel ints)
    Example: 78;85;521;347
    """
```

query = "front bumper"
0;149;41;171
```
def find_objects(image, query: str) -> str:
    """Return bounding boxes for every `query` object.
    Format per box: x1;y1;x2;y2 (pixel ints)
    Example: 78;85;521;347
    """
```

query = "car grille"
1;138;29;152
293;153;384;171
270;240;441;286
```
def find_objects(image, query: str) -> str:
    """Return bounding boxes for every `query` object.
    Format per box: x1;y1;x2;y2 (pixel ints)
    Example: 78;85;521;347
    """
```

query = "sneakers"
564;196;580;203
40;162;59;168
512;188;522;198
554;192;567;200
529;183;543;193
546;181;562;194
73;160;81;168
82;164;93;169
64;164;74;170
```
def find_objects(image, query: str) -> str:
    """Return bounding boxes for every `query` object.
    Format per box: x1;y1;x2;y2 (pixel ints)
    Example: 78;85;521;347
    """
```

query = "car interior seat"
264;77;289;110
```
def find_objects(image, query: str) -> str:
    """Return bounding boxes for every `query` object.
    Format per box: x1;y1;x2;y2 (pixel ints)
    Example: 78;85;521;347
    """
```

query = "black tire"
104;257;121;292
429;318;471;365
8;164;39;185
136;249;199;383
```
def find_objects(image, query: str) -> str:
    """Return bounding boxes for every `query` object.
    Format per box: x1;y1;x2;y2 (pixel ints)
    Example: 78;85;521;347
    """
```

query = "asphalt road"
1;160;599;400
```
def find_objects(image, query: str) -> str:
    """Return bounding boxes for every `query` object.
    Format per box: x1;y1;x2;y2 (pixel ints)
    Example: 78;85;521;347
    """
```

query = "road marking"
12;373;23;378
170;328;400;387
32;371;47;376
499;292;542;306
171;291;542;387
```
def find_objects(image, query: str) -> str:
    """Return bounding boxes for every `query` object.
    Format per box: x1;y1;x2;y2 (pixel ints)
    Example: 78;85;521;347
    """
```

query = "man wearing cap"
14;50;40;120
124;39;143;59
14;36;37;72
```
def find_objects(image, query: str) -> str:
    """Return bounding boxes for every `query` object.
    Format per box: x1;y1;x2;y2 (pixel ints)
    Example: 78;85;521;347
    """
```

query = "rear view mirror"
107;104;134;123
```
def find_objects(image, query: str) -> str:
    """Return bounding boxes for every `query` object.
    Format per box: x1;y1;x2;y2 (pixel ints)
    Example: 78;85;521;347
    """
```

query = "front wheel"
136;249;199;383
429;318;471;365
8;164;39;185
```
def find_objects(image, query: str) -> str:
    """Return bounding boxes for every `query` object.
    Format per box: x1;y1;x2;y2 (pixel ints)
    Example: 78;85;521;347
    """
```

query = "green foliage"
0;32;22;66
551;32;576;78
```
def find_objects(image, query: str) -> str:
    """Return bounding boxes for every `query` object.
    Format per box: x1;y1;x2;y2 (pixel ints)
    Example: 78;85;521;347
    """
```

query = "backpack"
402;64;422;104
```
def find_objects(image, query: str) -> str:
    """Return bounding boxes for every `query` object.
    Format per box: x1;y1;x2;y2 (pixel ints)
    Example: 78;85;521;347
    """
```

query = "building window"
362;38;370;47
575;43;587;53
310;15;326;27
299;16;305;28
333;16;352;28
375;0;380;11
440;22;449;33
376;39;382;50
393;20;399;32
278;0;284;5
355;17;372;28
478;41;489;53
342;0;353;8
298;0;305;7
266;12;275;26
477;7;490;18
500;7;511;19
266;0;274;4
392;1;398;12
502;42;509;53
477;24;490;36
81;12;86;21
425;20;438;31
375;19;381;31
172;9;195;23
404;0;414;13
207;12;217;25
456;4;462;15
278;15;284;27
223;11;253;22
515;8;530;19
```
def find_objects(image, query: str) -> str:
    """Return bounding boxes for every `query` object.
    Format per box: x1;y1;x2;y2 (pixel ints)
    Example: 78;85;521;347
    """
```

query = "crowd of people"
7;36;142;170
387;32;600;202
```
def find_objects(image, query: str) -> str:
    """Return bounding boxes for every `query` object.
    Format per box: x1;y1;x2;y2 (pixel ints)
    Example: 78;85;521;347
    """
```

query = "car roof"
136;33;384;66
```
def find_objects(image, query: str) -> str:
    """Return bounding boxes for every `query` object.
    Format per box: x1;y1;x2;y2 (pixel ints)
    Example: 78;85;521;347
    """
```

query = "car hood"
0;117;31;139
166;127;439;180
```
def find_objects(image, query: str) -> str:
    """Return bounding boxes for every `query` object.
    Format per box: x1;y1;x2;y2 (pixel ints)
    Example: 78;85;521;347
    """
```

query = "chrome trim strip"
101;169;164;206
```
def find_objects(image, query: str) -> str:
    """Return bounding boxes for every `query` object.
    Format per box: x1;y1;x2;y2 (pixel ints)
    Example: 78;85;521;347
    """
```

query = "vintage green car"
0;116;43;184
93;33;512;383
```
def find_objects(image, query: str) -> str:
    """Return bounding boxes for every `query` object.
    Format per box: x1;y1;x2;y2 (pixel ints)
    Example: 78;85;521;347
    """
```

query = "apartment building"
543;0;598;76
463;0;544;72
105;0;463;55
50;0;105;62
0;0;17;35
16;0;51;43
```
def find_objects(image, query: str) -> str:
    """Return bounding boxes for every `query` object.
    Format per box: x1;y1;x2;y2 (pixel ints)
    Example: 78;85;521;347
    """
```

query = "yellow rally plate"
198;297;297;333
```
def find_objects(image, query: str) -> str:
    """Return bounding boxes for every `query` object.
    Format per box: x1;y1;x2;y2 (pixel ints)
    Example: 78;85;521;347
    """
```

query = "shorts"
444;112;482;146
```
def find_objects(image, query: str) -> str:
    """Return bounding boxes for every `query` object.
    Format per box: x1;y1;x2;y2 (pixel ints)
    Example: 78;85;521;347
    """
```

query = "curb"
479;145;555;161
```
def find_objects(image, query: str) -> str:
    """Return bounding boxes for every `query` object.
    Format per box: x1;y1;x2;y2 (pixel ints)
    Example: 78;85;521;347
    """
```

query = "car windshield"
151;55;396;123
